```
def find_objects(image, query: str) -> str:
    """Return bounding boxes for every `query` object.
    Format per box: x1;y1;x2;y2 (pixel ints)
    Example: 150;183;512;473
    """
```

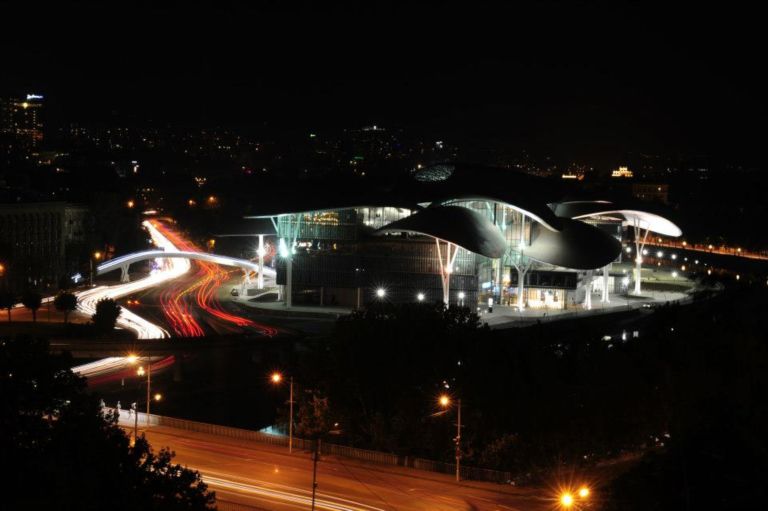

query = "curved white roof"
573;209;682;237
552;201;682;237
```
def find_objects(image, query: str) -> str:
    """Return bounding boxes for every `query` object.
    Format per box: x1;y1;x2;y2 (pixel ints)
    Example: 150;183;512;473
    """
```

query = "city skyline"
2;2;765;164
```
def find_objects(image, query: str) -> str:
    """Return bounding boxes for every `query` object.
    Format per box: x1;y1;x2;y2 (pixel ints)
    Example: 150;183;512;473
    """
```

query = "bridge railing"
108;408;513;484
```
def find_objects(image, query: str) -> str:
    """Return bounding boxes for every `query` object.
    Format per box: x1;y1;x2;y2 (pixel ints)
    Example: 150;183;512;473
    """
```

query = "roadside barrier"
108;408;513;484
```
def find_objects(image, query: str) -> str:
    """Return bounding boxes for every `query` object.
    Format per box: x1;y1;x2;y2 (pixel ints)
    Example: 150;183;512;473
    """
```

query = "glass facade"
273;201;622;309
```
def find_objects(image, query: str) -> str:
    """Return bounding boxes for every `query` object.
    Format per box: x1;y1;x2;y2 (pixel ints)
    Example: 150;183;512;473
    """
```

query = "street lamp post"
271;372;294;453
439;394;463;482
90;251;102;287
129;353;152;426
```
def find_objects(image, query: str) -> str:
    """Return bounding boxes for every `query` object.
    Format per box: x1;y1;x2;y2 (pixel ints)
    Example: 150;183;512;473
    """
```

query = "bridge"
97;250;272;285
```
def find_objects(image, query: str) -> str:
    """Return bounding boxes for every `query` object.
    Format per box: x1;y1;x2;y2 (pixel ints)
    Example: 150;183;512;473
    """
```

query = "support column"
516;265;529;311
435;239;459;306
601;263;612;303
583;270;593;310
257;234;265;290
286;256;293;308
514;212;529;311
633;219;650;295
120;264;130;283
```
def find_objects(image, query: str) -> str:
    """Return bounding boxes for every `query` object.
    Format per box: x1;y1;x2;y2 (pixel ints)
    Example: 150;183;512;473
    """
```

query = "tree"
0;291;14;322
296;392;333;439
92;297;121;333
0;335;216;510
54;291;78;324
21;291;42;322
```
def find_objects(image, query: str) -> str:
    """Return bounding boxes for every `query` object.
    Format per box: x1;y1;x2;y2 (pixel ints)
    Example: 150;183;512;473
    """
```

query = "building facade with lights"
0;93;44;151
0;201;90;292
245;164;681;310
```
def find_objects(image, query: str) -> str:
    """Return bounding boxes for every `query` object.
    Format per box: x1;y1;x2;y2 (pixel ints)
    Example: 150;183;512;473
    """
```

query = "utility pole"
311;438;320;510
146;355;151;424
455;398;462;482
289;376;294;454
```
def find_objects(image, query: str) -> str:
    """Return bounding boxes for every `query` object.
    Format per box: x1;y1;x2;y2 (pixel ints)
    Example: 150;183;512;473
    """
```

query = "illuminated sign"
26;94;44;100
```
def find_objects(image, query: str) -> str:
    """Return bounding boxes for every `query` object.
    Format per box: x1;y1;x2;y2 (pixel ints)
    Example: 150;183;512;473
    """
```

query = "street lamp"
270;371;294;454
376;288;386;299
560;492;574;508
90;251;103;287
127;353;152;426
578;486;590;499
417;292;425;302
438;394;462;482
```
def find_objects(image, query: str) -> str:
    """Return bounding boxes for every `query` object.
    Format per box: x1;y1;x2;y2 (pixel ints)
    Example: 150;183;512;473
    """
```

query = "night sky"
3;2;764;163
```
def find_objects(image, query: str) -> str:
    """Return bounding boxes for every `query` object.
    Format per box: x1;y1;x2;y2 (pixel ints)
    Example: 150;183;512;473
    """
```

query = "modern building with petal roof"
243;164;681;310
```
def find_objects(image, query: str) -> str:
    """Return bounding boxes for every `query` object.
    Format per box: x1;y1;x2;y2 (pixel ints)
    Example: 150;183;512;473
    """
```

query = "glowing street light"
417;292;425;302
154;393;162;401
126;199;135;208
438;394;462;482
90;251;103;287
376;288;386;299
270;371;294;454
578;486;590;499
560;492;574;508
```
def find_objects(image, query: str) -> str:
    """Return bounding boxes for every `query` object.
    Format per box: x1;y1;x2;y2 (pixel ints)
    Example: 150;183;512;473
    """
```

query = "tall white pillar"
634;256;642;295
257;234;265;290
516;266;525;310
601;263;612;303
286;256;293;308
583;271;593;310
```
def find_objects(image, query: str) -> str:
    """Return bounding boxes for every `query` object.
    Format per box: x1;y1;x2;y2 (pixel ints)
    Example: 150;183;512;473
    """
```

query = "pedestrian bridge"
97;250;269;283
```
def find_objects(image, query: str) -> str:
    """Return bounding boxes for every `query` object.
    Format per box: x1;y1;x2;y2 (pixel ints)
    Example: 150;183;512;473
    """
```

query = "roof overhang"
552;201;682;237
524;218;623;269
374;206;507;258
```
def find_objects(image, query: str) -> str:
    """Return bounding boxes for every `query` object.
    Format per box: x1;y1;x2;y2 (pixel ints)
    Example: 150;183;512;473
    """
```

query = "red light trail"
152;220;278;337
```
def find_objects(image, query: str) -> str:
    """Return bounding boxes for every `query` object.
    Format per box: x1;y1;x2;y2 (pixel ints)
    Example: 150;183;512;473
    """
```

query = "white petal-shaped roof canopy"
551;201;682;237
524;218;622;269
374;206;507;259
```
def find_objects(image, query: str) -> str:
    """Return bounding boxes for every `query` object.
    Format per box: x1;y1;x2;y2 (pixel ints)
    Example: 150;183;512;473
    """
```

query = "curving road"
120;419;548;511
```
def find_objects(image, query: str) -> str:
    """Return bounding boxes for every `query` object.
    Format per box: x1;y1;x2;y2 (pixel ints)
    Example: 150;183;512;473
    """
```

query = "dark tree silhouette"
0;335;216;510
21;291;42;322
0;291;15;322
54;291;78;324
92;297;121;333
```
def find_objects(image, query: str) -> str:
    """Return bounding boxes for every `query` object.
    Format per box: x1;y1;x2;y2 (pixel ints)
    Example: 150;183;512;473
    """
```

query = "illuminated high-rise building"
0;93;44;149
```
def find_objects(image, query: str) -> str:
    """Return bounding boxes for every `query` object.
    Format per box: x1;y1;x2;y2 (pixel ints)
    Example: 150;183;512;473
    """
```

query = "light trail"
75;220;192;339
203;472;388;511
70;220;192;379
151;221;278;337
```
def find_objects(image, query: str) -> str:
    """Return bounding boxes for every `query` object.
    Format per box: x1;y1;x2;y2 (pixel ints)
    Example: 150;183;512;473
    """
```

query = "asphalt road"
128;423;549;511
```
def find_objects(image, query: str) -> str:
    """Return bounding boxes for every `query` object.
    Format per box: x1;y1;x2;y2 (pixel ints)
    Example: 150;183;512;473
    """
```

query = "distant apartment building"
0;93;44;151
611;166;634;178
632;182;669;204
0;202;91;292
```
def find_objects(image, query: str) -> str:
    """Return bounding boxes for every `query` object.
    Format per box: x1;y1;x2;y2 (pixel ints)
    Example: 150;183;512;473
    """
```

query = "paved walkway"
218;266;697;329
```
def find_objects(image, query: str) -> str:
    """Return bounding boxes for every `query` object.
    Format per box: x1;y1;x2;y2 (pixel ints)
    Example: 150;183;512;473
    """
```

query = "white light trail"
203;472;388;511
75;220;190;340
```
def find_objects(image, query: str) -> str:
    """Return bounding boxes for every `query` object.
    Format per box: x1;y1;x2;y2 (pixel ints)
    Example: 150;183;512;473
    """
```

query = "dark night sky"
2;1;765;163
